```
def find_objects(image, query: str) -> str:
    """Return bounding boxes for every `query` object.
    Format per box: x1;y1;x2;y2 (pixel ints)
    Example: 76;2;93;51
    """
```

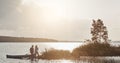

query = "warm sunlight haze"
1;0;120;63
0;0;120;41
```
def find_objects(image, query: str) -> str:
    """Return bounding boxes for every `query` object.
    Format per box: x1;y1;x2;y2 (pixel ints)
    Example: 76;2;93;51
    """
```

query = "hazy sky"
0;0;120;41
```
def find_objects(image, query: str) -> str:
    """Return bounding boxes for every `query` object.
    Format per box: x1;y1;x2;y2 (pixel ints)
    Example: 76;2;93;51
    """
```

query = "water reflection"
72;57;120;63
28;57;120;63
30;60;39;63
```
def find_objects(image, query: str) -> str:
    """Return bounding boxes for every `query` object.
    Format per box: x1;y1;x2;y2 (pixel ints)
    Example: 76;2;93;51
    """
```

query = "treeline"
39;43;120;59
0;36;58;42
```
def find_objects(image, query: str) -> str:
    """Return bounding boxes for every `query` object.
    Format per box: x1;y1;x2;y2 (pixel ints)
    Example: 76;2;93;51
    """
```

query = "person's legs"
30;53;34;61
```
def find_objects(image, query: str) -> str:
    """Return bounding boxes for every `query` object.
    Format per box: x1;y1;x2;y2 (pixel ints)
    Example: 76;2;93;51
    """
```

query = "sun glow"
46;43;82;52
20;0;80;40
21;0;66;24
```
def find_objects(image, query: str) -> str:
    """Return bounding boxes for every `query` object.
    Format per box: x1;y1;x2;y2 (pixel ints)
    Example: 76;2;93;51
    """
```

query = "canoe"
6;54;31;59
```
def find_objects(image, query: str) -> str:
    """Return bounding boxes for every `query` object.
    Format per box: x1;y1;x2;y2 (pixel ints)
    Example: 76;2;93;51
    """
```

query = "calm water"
0;42;120;63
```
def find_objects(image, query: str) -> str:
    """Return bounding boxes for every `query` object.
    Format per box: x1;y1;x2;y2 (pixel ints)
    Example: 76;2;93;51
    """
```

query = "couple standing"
30;45;39;59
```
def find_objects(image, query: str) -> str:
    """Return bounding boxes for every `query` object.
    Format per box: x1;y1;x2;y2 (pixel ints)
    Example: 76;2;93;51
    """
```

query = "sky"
0;0;120;41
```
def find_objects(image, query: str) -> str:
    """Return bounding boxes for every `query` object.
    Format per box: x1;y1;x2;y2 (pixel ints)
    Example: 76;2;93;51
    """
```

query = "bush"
72;42;120;59
41;48;72;59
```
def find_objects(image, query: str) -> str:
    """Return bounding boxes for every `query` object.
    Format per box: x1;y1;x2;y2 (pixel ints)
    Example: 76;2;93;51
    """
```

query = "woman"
35;45;39;58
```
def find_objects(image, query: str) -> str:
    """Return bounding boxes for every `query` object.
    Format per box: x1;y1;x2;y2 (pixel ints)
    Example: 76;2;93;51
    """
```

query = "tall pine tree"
91;19;108;43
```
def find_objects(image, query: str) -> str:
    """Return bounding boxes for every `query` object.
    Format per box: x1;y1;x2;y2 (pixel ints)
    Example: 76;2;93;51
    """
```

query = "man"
30;45;34;60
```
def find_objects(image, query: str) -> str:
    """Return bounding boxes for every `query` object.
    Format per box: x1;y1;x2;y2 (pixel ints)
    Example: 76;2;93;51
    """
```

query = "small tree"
90;19;108;43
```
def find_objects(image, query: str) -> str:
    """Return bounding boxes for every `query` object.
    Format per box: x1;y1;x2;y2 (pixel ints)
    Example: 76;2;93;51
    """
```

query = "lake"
0;42;120;63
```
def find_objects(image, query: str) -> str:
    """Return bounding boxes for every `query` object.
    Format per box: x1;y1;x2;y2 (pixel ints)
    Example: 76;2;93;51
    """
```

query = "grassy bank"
39;42;120;59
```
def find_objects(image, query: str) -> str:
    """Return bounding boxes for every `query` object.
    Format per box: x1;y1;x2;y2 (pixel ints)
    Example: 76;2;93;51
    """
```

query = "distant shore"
0;36;58;42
